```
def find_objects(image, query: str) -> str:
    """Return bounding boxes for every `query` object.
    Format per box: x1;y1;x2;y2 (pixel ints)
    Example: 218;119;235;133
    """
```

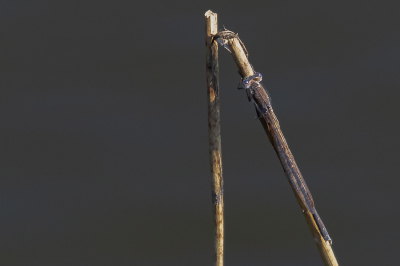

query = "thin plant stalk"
218;33;339;266
205;10;224;266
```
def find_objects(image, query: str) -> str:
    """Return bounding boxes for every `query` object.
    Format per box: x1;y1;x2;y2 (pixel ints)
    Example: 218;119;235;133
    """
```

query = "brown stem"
222;32;339;266
205;10;224;266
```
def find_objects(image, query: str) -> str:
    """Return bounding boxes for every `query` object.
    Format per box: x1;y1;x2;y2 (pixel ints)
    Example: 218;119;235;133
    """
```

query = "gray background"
1;0;399;265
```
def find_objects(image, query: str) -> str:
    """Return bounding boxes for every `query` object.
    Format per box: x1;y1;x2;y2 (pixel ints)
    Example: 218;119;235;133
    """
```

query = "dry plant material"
205;10;224;266
213;29;339;266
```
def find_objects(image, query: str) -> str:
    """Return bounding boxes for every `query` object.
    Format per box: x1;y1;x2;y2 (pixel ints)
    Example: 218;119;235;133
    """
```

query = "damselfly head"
253;72;262;82
238;79;248;90
242;79;251;89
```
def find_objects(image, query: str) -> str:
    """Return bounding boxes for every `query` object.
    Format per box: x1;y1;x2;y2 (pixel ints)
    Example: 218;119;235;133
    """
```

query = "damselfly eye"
258;73;262;78
244;80;249;84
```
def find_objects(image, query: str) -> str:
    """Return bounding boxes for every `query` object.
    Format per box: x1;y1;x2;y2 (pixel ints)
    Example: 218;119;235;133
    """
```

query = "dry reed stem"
205;10;224;266
224;35;339;266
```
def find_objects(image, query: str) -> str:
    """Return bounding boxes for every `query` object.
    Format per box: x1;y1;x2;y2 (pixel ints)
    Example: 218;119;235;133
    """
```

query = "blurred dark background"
1;0;399;265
